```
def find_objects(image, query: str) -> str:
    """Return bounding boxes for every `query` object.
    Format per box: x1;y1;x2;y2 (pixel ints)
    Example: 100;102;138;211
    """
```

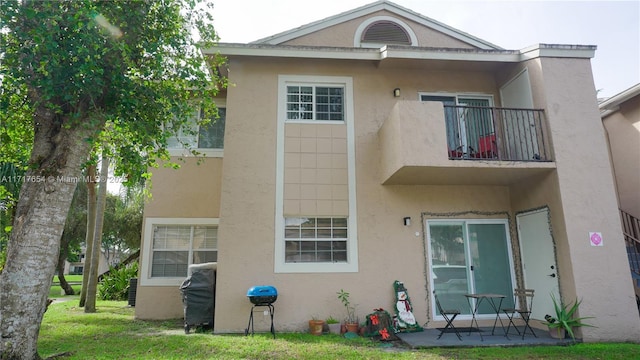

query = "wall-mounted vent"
361;21;411;45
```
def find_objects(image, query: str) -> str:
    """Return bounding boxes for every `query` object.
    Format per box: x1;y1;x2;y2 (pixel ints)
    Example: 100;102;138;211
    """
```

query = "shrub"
98;262;138;301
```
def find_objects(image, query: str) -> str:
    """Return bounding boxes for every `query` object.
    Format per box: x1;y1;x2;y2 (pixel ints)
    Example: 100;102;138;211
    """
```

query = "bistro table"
464;293;509;341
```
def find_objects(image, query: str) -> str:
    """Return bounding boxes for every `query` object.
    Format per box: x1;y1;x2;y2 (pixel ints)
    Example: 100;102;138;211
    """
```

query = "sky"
210;0;640;98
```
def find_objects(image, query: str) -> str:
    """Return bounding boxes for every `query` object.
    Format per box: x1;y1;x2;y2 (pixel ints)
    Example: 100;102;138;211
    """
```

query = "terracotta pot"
345;322;359;334
549;327;566;339
309;320;324;336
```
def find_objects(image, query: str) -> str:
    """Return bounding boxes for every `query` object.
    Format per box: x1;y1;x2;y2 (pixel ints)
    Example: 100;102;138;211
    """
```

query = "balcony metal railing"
443;105;551;162
621;209;640;278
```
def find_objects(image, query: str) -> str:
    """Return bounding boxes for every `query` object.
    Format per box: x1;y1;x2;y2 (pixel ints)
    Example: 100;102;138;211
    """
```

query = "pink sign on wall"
589;232;603;247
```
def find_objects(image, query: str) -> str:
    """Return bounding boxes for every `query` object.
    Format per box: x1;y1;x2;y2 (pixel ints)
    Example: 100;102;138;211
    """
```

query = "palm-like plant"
544;293;594;340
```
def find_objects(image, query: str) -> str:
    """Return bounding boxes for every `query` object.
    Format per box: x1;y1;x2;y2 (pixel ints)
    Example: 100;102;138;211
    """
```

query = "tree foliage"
0;0;224;358
2;0;223;182
103;184;144;254
98;261;138;301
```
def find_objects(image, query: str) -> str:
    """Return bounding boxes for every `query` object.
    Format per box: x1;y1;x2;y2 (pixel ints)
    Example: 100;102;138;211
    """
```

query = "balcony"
379;101;556;185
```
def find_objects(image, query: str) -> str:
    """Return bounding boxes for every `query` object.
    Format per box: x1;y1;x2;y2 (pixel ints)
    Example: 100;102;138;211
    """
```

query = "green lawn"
49;276;83;299
52;274;83;283
38;300;640;360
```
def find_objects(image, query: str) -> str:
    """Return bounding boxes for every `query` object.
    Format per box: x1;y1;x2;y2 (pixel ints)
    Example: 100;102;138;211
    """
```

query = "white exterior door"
517;208;560;320
499;69;539;160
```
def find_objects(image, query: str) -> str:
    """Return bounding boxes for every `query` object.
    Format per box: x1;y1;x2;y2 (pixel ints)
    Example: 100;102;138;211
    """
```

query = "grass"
49;276;83;298
38;300;640;360
53;274;83;283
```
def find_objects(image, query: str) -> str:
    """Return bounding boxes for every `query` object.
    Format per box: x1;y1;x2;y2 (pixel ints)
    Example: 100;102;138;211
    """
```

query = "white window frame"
418;92;494;107
284;217;349;263
140;217;219;286
275;75;358;273
168;99;226;158
284;83;346;124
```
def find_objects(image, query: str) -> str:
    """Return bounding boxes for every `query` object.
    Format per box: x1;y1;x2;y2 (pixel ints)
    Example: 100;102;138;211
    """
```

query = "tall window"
168;108;226;149
276;75;357;273
286;85;344;121
284;217;348;263
151;225;218;278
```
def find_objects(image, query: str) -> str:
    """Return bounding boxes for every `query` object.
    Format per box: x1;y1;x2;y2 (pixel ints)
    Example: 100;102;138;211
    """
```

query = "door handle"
548;273;556;278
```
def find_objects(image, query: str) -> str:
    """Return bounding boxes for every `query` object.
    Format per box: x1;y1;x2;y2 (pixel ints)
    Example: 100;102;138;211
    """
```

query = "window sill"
167;148;224;158
284;120;345;125
274;261;358;273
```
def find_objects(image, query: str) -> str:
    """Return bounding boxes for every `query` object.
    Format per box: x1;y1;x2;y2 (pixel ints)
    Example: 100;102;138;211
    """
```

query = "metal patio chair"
502;288;537;339
433;291;462;340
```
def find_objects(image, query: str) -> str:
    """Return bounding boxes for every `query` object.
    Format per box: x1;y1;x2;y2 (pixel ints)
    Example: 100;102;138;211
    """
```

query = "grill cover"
180;267;215;328
247;285;277;305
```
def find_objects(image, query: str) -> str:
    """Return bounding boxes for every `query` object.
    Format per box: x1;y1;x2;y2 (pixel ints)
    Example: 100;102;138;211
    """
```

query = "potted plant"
543;293;594;340
337;289;359;333
326;316;340;334
308;315;324;336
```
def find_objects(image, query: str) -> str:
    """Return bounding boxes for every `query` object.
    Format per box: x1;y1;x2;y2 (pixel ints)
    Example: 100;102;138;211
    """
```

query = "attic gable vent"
362;21;411;45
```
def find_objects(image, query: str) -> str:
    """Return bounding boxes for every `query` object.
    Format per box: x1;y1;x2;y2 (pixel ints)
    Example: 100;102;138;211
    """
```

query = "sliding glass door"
420;95;494;157
428;220;515;317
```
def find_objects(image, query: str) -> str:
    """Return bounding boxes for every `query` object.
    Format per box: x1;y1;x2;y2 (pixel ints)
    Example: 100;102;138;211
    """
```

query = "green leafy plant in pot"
326;316;341;334
337;289;359;333
543;293;594;340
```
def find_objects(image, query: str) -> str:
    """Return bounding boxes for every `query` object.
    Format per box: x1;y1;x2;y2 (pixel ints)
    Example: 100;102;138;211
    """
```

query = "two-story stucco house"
134;1;640;342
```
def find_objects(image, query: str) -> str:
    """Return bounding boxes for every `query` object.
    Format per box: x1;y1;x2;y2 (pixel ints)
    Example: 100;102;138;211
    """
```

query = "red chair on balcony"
448;146;465;159
474;134;497;159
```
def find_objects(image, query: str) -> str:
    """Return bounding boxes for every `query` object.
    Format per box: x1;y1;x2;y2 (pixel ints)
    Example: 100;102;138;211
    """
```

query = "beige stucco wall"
142;158;223;218
281;10;476;49
135;157;223;320
603;94;640;218
379;101;450;181
528;57;640;341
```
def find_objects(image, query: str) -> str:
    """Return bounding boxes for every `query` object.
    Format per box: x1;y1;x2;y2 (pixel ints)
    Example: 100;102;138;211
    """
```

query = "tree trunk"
0;108;103;359
56;235;75;296
84;154;109;313
79;164;97;308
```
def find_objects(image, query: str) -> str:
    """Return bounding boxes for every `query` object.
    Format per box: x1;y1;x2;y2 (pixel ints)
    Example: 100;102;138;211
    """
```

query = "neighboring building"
134;1;640;342
601;84;640;219
600;83;640;306
63;248;115;275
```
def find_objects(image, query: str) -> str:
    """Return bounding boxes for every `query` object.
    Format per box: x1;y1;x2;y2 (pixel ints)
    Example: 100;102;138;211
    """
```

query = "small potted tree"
337;289;359;334
543;293;594;340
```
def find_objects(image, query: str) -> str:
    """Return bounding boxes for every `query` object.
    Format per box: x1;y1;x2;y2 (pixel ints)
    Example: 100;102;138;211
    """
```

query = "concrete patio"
396;326;575;348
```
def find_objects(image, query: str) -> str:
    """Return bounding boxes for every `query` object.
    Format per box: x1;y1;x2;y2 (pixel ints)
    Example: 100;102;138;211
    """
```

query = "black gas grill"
245;285;277;338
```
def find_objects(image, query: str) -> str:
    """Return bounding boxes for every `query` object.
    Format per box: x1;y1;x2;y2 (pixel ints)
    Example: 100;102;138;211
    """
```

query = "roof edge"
251;0;502;50
204;42;597;62
599;83;640;117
